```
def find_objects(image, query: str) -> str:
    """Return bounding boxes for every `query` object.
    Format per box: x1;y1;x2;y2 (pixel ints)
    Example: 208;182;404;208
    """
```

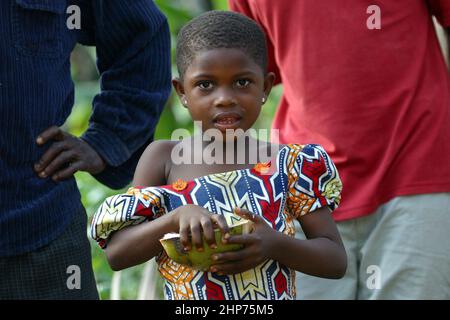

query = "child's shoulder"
146;139;179;154
282;143;339;179
134;140;180;186
279;143;337;175
141;139;180;164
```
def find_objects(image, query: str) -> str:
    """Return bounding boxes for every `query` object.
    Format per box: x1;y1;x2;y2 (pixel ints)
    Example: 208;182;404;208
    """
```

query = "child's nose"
213;88;237;108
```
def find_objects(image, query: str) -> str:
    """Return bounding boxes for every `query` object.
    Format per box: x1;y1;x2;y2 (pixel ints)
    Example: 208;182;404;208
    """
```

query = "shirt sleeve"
286;144;342;219
428;0;450;27
228;0;282;85
77;0;172;189
90;186;167;249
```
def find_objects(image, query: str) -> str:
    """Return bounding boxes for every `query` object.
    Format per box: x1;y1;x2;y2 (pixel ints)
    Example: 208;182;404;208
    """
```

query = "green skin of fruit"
160;223;247;271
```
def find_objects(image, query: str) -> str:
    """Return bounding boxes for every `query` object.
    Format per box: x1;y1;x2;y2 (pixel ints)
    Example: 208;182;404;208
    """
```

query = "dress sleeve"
90;186;167;248
286;144;342;219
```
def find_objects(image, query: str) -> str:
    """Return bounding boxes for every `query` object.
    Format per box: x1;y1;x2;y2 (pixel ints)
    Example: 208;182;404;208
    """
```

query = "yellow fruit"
159;220;253;271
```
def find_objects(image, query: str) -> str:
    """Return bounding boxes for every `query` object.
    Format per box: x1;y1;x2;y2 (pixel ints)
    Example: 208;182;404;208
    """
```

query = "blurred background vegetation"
67;0;282;299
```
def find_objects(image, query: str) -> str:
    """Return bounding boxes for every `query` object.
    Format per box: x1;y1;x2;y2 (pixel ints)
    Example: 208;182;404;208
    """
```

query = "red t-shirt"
230;0;450;221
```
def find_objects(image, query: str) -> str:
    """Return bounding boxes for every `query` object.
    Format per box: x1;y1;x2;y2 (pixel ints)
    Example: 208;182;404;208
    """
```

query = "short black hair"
176;10;268;78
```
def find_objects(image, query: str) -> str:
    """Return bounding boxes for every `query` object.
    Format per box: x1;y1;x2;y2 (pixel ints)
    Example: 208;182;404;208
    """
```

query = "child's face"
173;48;274;141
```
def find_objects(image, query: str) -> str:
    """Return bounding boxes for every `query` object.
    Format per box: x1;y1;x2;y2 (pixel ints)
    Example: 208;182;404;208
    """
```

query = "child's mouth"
213;113;242;131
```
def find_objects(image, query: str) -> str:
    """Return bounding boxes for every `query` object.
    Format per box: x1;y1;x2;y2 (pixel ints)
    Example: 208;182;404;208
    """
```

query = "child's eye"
236;79;250;88
197;81;213;90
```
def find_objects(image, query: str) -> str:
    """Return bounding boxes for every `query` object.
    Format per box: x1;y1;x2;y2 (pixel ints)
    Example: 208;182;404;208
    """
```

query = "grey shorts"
0;210;99;300
295;192;450;300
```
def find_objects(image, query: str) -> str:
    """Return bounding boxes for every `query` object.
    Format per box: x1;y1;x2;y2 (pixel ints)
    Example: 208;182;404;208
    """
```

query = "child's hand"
172;204;230;252
209;207;276;275
33;126;106;182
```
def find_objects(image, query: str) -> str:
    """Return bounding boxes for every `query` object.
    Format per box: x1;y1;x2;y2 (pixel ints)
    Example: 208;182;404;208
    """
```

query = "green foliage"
67;0;281;300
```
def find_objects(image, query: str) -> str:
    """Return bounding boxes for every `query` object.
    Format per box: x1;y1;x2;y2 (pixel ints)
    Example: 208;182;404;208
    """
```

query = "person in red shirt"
230;0;450;299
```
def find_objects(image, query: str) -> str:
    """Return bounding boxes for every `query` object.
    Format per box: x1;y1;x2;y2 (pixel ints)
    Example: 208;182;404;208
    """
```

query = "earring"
183;99;188;106
262;97;266;104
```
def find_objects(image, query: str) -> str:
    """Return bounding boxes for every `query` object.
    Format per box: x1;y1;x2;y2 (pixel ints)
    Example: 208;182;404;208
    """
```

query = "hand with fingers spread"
170;204;230;252
209;207;276;275
33;126;106;182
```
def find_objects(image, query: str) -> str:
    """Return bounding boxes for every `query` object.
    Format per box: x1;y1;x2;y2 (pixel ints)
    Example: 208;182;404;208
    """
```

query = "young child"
91;11;346;300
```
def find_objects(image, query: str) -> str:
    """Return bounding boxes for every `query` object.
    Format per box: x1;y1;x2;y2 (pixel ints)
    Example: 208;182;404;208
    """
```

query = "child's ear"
172;78;188;108
263;72;276;101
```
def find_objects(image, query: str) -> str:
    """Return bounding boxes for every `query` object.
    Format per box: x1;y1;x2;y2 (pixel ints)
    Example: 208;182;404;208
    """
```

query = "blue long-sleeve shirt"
0;0;172;257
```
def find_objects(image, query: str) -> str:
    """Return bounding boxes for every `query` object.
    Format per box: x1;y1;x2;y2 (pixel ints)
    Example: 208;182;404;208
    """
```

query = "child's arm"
278;207;347;278
102;140;230;271
104;140;175;270
210;207;347;279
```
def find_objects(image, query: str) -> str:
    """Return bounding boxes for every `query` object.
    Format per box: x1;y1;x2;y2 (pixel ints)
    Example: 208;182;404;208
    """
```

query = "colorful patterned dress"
90;144;342;300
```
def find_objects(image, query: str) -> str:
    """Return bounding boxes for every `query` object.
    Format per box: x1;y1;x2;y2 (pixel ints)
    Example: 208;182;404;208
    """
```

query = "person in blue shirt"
0;0;171;299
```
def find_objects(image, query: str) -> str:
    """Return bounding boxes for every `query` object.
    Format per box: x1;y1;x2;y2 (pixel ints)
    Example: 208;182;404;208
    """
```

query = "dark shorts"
0;210;99;300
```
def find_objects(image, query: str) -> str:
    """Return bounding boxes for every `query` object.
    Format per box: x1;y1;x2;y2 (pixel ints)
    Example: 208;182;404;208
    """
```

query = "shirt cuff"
90;163;133;190
88;136;152;190
81;123;131;167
